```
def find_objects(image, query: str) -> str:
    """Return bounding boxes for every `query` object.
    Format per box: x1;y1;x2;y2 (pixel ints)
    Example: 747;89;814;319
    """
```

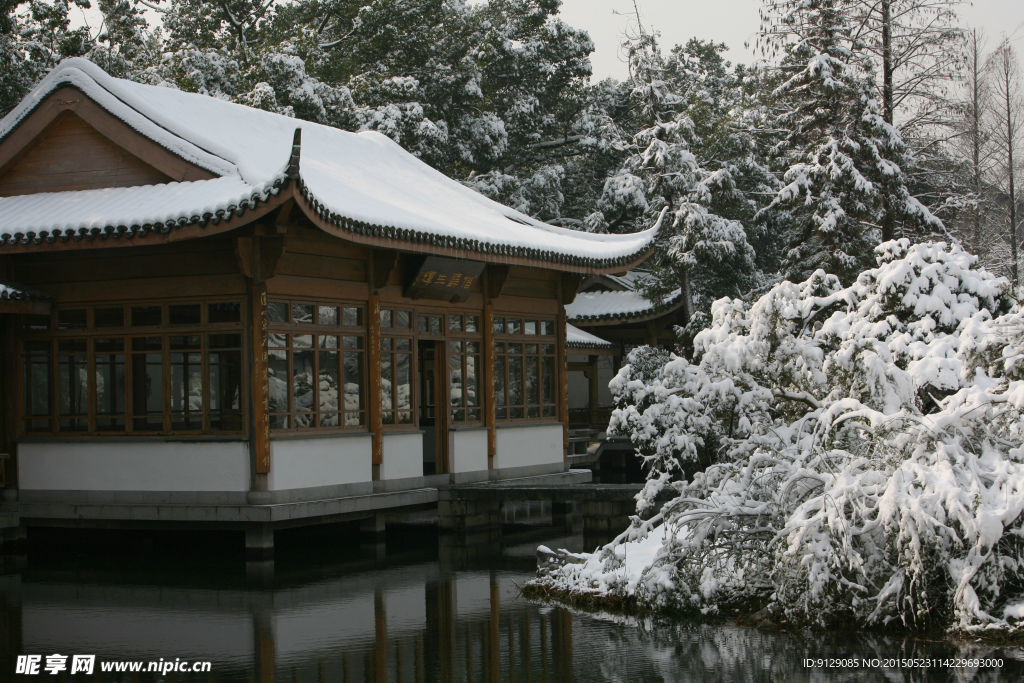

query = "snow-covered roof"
0;280;52;302
0;59;661;271
566;323;614;349
567;274;683;323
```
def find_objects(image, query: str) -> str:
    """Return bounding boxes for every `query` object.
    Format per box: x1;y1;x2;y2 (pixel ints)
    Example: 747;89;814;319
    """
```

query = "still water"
1;510;1022;682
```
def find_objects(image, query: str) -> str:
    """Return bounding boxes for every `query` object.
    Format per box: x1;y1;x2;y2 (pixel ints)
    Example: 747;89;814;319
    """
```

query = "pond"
1;514;1022;682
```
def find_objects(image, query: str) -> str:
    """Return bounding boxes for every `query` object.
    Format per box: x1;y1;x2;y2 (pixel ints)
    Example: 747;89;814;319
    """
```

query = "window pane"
169;304;201;326
542;344;555;355
342;307;362;327
396;311;411;329
380;309;393;328
466;315;478;333
494;356;505;407
526;344;538;355
131;344;163;431
23;314;50;331
398;410;413;425
431;315;442;334
209;349;242;432
381;338;392;352
494;317;505;333
170;335;201;350
292;334;313;349
508;356;522;407
343;336;363;350
23;341;51;418
381;356;393;412
543;406;556;418
271;415;290;430
525;356;539;407
319;350;339;414
466;353;479;408
57;309;87;330
268;302;288;323
318;306;339;326
293;350;314;415
507;318;521;335
450;353;463;411
344;350;364;419
293;303;314;324
268;349;289;414
95;340;125;420
449;314;462;332
58;348;88;431
209;333;241;350
542;356;555;405
541;320;554;336
94;307;124;328
509;343;522;355
319;335;338;349
396;353;411;411
417;315;429;333
170;351;203;430
131;306;162;327
396;338;411;352
208;302;241;323
524;320;537;335
269;332;287;348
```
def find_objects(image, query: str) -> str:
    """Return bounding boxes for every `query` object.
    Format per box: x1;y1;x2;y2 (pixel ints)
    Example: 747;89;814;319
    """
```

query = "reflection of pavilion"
2;553;574;682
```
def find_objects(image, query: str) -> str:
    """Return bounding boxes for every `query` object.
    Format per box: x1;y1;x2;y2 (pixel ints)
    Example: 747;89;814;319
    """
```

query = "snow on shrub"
536;240;1024;632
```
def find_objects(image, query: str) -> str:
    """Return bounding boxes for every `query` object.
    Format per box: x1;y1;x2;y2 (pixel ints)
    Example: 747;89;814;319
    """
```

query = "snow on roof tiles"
0;59;661;269
566;323;614;349
566;285;683;323
0;280;52;302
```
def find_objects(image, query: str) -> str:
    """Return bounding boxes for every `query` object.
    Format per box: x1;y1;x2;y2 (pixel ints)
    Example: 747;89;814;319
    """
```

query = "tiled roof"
0;280;52;302
566;285;683;323
566;323;614;349
0;59;662;271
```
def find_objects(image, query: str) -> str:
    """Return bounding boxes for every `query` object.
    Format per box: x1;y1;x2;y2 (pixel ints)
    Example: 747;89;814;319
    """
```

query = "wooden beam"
0;300;50;315
372;249;398;291
486;265;510;300
559;273;584;306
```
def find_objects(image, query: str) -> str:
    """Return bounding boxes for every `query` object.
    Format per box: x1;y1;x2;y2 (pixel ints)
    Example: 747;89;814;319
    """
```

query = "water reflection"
0;525;1022;682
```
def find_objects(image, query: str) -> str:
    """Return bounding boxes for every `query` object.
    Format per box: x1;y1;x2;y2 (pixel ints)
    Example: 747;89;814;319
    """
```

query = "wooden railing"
568;407;613;430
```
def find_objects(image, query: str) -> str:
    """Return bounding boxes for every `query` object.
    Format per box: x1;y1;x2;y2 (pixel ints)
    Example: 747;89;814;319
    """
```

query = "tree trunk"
880;0;895;242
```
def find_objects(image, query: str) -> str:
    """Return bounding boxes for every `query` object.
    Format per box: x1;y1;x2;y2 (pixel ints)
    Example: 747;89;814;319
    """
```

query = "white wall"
493;424;564;470
449;429;488;474
268;436;372;491
380;432;423;480
18;441;249;492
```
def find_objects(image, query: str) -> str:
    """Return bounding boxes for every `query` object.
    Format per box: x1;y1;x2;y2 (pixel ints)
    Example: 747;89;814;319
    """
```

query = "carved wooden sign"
405;256;485;302
252;285;271;473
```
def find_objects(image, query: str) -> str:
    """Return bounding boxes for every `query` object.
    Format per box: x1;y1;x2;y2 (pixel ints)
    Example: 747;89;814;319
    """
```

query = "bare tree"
987;39;1024;286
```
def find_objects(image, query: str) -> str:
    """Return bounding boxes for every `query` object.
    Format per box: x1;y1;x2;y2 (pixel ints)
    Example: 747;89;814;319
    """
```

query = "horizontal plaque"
406;256;485;302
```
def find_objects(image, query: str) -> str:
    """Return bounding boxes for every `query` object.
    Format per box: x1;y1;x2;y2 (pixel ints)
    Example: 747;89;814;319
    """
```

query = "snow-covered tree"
760;0;944;284
536;239;1024;633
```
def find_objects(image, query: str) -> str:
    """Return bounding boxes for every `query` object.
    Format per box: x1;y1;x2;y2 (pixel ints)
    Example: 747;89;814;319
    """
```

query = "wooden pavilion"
0;59;660;543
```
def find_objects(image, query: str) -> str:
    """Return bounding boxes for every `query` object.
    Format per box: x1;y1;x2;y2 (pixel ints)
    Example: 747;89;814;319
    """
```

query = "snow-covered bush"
537;240;1024;633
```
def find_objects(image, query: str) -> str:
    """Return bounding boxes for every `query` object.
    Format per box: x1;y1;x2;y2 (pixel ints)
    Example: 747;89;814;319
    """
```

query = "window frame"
18;300;245;437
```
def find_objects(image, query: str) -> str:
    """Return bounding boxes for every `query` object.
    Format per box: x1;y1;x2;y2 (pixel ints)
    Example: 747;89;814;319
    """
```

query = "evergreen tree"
759;0;943;284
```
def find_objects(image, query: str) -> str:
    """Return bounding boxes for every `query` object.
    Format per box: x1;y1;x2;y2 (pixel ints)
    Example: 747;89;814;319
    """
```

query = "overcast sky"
554;0;1024;81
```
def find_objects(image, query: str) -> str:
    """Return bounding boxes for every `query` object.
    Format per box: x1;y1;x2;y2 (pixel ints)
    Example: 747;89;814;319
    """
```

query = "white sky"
555;0;1024;81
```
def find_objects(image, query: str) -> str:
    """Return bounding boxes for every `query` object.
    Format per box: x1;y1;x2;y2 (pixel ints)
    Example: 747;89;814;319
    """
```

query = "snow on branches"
535;240;1024;633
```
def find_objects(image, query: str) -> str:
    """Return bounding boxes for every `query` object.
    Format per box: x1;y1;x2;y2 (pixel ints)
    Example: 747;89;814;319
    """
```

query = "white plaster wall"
449;429;488;474
18;441;249;491
268;435;372;491
380;432;423;480
493;424;564;470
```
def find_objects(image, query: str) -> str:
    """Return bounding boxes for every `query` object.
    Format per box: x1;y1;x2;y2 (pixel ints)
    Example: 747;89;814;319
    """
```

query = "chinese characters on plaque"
405;256;485;302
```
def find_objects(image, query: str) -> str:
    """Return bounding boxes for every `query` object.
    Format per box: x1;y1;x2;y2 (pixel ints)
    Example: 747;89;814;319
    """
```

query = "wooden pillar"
1;314;18;493
368;293;383;474
556;308;569;460
250;282;271;475
483;303;496;466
